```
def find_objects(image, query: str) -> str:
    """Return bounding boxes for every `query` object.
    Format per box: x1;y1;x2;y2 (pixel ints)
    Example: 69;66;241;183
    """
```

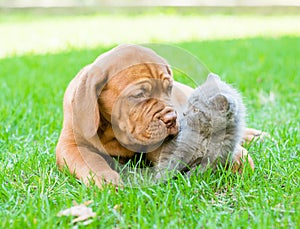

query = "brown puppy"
56;44;260;187
56;44;192;187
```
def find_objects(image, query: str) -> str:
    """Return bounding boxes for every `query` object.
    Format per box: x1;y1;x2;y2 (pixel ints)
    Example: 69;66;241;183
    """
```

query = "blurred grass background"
1;8;300;57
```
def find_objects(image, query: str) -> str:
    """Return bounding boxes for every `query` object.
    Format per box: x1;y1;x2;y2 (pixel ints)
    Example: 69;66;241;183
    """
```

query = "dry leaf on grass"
113;204;122;211
57;200;96;224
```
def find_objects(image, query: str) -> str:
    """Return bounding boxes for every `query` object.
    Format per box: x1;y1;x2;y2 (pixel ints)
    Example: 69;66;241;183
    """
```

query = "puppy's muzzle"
155;107;178;135
161;110;177;128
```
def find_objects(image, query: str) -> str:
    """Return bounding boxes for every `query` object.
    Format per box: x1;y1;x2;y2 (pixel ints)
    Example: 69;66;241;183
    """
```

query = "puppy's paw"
84;170;122;189
242;128;269;144
232;145;254;173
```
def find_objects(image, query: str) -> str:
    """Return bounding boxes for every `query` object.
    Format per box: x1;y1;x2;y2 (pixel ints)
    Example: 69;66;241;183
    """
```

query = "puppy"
56;44;192;187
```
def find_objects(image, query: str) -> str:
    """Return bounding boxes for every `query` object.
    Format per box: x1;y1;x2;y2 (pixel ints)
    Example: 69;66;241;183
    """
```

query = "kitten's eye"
193;108;200;113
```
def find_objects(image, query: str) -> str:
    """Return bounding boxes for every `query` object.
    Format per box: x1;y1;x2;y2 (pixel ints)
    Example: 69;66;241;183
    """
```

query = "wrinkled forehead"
122;63;172;81
87;44;175;94
92;44;171;78
102;63;173;94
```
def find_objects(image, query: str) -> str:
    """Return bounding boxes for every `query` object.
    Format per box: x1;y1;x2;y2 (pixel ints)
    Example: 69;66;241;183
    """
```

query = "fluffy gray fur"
156;73;246;178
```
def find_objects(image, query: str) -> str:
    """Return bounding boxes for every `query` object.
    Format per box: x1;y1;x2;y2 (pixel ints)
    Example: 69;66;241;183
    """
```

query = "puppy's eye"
132;91;145;99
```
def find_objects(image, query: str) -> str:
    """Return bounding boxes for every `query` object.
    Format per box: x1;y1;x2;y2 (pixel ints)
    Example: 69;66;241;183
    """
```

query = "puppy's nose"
161;110;177;128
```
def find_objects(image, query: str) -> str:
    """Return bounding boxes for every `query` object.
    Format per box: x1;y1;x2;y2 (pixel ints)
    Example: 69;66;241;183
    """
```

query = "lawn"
0;9;299;228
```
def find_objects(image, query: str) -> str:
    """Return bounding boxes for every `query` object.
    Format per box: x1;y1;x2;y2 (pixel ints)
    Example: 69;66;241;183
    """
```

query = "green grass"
0;11;300;228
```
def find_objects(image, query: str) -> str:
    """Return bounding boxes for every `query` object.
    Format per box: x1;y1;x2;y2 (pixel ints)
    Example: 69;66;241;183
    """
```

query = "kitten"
156;73;246;179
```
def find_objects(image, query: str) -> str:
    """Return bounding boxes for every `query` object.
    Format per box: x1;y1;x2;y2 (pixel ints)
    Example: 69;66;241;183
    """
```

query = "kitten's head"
184;73;245;138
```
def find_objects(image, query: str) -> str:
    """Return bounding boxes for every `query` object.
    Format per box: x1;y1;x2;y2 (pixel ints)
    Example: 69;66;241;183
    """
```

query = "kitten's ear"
209;94;229;112
207;73;221;81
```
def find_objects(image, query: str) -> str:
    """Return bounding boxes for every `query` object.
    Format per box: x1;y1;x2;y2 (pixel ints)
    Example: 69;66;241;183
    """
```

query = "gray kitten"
156;73;246;179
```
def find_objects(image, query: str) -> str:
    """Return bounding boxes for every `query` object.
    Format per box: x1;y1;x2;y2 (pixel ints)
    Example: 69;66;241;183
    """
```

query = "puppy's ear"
72;65;108;139
166;65;173;76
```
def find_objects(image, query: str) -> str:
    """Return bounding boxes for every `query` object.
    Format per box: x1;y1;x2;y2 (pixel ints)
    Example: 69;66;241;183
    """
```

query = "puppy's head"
72;44;179;153
99;62;179;152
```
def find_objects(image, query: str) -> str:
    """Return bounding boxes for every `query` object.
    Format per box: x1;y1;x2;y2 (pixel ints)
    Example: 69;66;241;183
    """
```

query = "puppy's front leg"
56;143;120;188
232;144;254;173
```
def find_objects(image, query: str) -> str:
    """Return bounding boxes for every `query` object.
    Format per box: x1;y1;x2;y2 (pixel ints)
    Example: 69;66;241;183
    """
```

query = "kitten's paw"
232;145;254;173
155;172;163;181
154;168;179;182
242;128;269;144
